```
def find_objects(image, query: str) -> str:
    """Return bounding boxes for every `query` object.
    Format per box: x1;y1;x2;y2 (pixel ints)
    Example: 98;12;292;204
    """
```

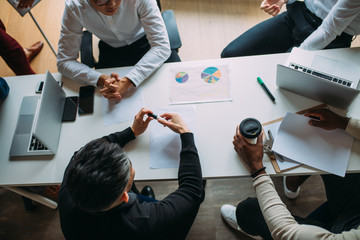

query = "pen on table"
257;77;276;103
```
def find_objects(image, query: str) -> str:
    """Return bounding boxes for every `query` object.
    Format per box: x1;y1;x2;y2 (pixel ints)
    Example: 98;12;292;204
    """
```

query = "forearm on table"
125;45;170;86
102;127;136;147
57;58;100;86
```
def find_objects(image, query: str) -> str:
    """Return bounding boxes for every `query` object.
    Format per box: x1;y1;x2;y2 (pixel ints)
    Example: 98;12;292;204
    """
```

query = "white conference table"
1;48;360;192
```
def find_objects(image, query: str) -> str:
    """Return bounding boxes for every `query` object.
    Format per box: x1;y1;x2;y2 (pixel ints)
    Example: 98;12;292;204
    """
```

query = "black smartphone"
78;86;95;115
62;96;79;122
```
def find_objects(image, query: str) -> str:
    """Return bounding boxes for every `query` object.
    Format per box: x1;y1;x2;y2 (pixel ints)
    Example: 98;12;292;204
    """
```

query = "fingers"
308;119;327;129
235;125;241;139
110;73;120;80
100;89;121;100
157;117;170;127
101;80;122;100
256;132;264;146
304;111;323;120
137;108;153;120
107;83;120;92
159;113;176;121
268;6;280;16
263;5;279;16
304;107;331;117
260;2;269;9
304;108;324;117
157;114;173;126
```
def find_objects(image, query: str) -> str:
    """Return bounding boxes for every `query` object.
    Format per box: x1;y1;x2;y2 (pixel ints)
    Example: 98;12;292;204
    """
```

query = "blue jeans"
221;1;353;58
236;173;360;240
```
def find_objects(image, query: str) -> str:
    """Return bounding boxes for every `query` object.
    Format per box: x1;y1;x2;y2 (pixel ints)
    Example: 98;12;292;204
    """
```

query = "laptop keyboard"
289;63;353;88
29;136;48;151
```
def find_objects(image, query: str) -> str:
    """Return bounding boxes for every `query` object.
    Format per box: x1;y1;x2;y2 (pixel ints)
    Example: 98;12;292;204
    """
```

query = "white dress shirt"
288;0;360;50
57;0;171;86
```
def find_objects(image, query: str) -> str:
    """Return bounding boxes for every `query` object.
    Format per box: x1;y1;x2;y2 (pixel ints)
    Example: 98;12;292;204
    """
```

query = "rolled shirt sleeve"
299;0;360;50
57;2;102;86
124;0;171;86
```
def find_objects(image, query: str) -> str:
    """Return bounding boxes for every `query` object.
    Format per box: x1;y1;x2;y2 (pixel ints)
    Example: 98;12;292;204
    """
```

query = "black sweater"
58;127;204;240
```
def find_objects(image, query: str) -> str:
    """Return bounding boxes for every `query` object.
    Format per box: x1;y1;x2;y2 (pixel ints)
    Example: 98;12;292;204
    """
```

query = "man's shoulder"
65;0;88;10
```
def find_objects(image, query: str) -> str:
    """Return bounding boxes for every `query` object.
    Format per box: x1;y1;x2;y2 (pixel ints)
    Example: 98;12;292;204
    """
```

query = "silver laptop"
10;71;66;157
276;47;360;108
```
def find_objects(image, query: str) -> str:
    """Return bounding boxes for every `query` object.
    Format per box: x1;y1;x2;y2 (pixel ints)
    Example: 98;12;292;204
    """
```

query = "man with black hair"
58;108;204;240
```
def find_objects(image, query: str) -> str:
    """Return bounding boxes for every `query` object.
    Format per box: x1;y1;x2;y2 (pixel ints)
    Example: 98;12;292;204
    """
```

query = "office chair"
80;0;182;68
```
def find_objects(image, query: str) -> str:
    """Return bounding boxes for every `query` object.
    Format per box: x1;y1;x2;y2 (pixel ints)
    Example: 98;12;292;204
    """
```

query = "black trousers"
236;173;360;240
97;35;180;69
221;1;353;58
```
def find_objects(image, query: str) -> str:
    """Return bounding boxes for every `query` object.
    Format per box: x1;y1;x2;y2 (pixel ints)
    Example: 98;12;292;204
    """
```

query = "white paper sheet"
272;113;354;177
150;106;196;169
102;86;144;126
263;121;301;171
101;67;145;126
169;64;232;104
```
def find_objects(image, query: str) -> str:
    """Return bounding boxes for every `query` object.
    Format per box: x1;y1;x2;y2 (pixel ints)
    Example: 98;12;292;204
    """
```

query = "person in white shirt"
57;0;178;100
221;0;360;58
221;108;360;240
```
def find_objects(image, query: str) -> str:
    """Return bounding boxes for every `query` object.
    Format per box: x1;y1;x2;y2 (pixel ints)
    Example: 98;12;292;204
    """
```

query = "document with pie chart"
169;63;232;104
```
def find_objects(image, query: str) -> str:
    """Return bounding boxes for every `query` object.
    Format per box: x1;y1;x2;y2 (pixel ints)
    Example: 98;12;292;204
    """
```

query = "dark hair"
65;138;131;212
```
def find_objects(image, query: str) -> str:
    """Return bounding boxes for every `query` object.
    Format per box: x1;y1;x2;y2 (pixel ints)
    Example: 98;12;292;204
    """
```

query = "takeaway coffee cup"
239;118;262;144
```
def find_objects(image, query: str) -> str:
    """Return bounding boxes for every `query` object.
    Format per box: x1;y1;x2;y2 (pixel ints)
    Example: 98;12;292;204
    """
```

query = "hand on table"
260;0;286;16
304;108;350;130
233;125;264;173
157;113;191;134
131;108;154;137
99;73;133;100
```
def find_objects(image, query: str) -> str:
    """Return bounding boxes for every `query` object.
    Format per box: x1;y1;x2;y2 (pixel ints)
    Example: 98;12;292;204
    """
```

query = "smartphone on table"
78;86;95;115
62;96;79;122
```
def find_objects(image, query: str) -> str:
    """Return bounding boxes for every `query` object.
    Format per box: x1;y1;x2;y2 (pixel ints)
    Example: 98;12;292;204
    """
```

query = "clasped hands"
99;73;133;101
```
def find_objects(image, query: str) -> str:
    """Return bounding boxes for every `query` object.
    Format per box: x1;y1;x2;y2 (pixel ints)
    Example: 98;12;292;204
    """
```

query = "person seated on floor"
220;108;360;240
221;0;360;58
0;18;43;76
57;0;179;101
58;108;204;240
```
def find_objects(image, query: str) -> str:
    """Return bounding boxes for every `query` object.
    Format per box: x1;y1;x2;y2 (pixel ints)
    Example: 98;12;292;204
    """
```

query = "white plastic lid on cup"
239;118;262;144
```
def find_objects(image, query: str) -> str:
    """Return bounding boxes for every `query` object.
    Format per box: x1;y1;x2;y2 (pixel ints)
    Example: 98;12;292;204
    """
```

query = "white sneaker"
283;176;300;199
220;204;262;240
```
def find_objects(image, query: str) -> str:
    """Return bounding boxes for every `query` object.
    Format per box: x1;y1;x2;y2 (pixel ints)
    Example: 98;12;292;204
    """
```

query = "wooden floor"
1;0;359;77
0;176;326;240
0;0;345;239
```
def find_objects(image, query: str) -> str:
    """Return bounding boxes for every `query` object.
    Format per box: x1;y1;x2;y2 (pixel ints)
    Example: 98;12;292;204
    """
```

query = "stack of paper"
271;113;354;177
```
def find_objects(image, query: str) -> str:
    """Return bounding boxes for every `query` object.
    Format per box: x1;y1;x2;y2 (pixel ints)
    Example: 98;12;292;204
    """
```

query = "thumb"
157;117;169;127
110;73;119;79
260;1;268;9
257;132;264;146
